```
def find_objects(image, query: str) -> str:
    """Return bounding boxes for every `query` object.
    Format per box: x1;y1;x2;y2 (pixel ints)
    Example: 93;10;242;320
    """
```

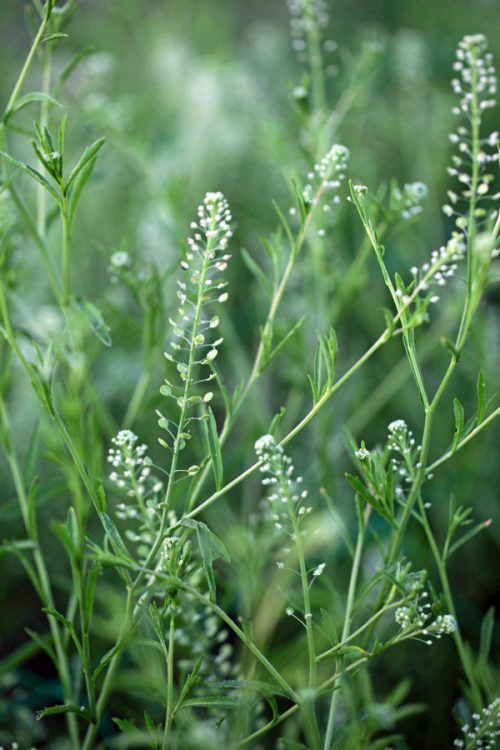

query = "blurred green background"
0;0;499;747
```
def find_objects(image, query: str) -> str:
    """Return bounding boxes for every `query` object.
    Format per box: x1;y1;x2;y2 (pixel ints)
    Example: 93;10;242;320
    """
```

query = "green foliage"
0;2;498;750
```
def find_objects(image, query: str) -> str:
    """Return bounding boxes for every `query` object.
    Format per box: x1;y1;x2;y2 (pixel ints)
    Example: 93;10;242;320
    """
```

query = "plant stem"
426;408;500;474
82;588;134;750
418;502;483;710
61;194;72;306
162;613;176;750
0;398;80;749
3;3;52;120
324;503;368;749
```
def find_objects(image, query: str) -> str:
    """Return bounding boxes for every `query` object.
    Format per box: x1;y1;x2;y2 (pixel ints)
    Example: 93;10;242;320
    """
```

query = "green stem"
418;502;483;710
324;503;368;749
3;2;52;120
0;399;80;749
426;408;500;474
61;194;72;306
37;41;54;237
123;369;152;427
81;588;134;750
162;613;176;750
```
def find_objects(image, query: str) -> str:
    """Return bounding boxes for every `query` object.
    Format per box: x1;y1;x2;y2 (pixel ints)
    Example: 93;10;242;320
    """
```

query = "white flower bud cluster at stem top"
454;697;500;750
174;587;237;681
408;235;466;306
255;435;308;513
387;419;419;490
394;593;456;645
300;144;350;210
392;181;428;220
164;192;232;391
254;434;313;527
287;0;336;69
107;430;165;556
444;35;499;224
255;435;325;580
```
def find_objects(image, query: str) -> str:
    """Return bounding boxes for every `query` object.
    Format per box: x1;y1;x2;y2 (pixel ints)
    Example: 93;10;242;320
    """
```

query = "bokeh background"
0;0;499;747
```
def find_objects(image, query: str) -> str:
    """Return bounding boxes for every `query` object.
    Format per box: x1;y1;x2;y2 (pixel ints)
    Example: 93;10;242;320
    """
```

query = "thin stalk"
418;502;483;709
162;612;176;750
81;588;134;750
317;601;400;662
426;408;500;474
323;503;368;750
61;194;71;306
0;399;79;749
230;657;370;749
123;369;152;427
284;489;320;747
3;3;52;119
37;42;54;237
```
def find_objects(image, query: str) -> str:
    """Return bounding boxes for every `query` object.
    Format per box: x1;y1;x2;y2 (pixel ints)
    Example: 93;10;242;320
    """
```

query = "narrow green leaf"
42;608;83;661
4;91;64;123
55;46;96;96
448;520;491;559
204;407;223;490
241;248;272;297
112;717;138;733
313;334;324;399
41;32;69;43
182;519;230;601
101;514;133;564
181;696;241;709
74;297;112;347
262;315;306;370
452;398;465;452
65;137;105;192
477;370;486;424
0;151;59;201
68;156;98;227
36;703;93;722
272;200;294;249
174;656;204;712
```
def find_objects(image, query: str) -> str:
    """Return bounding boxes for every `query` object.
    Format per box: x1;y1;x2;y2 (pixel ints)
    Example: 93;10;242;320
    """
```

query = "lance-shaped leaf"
203;407;223;490
182;519;230;600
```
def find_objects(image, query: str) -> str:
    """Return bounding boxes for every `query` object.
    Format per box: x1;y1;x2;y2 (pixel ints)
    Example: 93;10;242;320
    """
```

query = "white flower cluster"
445;35;499;224
110;250;131;269
454;697;500;750
175;587;237;680
395;596;456;645
107;430;165;556
255;435;309;522
301;143;350;208
387;419;419;491
164;192;232;398
408;235;466;305
451;35;496;116
287;0;335;70
355;447;370;461
392;181;428;220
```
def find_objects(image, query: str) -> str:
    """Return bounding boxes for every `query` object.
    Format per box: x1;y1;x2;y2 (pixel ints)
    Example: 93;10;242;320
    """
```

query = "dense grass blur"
0;1;499;748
